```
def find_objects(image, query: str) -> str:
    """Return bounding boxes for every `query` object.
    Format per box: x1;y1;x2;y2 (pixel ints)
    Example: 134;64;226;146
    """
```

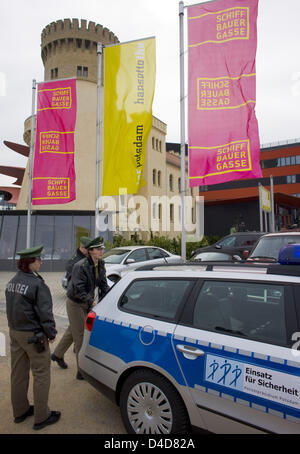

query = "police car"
78;244;300;434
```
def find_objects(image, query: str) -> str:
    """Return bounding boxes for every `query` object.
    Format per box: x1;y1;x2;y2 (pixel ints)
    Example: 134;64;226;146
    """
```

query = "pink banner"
188;0;262;187
32;79;76;205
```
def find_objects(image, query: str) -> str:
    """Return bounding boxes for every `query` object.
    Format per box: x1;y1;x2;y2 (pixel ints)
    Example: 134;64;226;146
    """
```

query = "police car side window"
120;279;193;321
193;280;287;346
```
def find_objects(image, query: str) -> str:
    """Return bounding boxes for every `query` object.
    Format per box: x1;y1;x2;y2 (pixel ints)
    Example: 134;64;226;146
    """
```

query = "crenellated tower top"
41;18;119;83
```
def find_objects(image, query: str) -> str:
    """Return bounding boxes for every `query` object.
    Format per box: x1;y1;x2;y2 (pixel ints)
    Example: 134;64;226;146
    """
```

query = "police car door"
172;276;300;434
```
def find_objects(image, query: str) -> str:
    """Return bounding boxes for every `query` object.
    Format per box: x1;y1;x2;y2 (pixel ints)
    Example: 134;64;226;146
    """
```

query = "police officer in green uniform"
51;236;91;369
5;245;61;430
66;236;110;379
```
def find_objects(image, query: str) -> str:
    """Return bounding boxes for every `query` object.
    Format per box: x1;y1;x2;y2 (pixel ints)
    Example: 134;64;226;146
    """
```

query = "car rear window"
251;235;300;260
119;279;194;321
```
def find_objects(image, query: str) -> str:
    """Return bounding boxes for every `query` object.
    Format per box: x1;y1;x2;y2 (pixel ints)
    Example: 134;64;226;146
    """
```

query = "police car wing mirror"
126;258;135;264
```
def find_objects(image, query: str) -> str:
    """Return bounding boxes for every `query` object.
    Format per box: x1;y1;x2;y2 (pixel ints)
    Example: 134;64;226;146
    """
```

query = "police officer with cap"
5;245;61;430
51;236;91;369
67;236;110;379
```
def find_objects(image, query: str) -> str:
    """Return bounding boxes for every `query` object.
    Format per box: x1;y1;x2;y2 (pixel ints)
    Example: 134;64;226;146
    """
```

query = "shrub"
105;234;222;259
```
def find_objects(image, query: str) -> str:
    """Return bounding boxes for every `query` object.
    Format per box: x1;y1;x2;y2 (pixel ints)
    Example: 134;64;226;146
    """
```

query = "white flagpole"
270;175;275;232
179;1;186;261
258;183;263;232
95;43;103;236
26;79;36;248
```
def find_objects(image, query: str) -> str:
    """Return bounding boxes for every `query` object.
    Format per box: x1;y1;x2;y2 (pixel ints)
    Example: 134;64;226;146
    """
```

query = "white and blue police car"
78;244;300;434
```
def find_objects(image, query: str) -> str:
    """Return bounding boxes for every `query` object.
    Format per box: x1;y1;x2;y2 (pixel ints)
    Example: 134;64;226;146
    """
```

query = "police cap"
79;236;92;248
16;245;44;259
86;236;104;250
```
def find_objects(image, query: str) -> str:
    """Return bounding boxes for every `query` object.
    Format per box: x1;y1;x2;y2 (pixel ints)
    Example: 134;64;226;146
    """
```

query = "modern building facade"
199;139;300;236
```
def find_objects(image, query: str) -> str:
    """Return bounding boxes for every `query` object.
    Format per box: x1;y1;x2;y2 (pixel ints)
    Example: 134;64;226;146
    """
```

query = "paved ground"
0;271;126;434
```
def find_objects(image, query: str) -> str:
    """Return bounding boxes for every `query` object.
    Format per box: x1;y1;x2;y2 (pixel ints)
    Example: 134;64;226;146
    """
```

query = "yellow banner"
102;38;156;195
260;184;271;212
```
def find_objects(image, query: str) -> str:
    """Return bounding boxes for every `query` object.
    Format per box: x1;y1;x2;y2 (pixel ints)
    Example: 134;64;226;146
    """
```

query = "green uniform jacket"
5;270;57;339
65;248;86;283
67;255;110;307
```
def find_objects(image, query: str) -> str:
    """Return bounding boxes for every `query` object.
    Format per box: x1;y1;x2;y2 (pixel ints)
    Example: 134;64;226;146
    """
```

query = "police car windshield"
250;235;300;260
102;249;131;264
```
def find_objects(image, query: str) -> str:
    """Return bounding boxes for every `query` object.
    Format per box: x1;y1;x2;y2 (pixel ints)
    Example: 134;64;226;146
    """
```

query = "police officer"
66;236;110;380
51;236;91;369
5;245;61;430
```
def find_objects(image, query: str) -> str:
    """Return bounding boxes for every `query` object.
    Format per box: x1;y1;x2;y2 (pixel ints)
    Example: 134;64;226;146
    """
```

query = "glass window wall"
0;216;18;259
34;216;54;260
53;216;73;260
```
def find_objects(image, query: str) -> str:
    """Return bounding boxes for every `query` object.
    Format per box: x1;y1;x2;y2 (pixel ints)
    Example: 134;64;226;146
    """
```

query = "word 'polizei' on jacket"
6;271;57;339
67;255;110;307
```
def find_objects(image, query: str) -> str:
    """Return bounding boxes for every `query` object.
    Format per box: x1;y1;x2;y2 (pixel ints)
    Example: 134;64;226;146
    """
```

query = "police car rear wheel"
120;369;190;434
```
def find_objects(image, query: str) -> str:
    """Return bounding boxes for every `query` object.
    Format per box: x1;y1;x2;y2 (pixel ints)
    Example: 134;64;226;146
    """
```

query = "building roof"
0;166;25;186
3;141;29;157
205;192;300;208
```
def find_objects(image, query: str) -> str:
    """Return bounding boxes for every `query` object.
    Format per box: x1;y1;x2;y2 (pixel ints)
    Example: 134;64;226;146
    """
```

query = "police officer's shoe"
14;405;34;423
51;353;68;369
76;371;84;380
33;411;61;430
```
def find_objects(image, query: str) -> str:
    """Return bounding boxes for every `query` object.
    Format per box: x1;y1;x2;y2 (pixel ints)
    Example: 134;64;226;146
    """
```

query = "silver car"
102;246;182;283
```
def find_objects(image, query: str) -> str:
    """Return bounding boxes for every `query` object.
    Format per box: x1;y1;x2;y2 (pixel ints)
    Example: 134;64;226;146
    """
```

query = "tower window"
77;66;88;77
51;68;58;79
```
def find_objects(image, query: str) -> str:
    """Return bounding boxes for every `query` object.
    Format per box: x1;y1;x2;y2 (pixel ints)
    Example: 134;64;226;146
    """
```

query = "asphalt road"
0;307;126;435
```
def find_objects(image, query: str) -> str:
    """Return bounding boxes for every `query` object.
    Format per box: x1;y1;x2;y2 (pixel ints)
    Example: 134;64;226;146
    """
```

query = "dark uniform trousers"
66;298;89;369
9;329;51;424
53;325;73;359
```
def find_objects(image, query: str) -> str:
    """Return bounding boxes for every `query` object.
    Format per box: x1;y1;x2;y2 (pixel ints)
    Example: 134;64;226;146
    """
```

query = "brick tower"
19;19;120;211
41;19;119;83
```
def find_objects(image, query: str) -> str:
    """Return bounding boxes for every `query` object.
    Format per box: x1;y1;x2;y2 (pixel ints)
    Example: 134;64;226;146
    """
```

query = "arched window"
157;170;161;186
153;169;157;185
169;174;173;191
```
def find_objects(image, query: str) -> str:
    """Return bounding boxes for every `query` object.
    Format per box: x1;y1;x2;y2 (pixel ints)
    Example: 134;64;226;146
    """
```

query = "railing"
0;204;16;211
261;138;300;149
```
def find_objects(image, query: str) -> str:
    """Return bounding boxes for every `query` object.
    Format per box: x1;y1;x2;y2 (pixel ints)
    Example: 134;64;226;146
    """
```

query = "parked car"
247;232;300;262
79;248;300;434
102;246;182;283
191;232;264;260
190;251;242;262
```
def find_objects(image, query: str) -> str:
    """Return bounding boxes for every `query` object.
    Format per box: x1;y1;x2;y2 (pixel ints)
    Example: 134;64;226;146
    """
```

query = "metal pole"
95;43;103;237
26;79;36;248
264;211;268;233
179;1;186;261
258;183;263;232
270;175;275;232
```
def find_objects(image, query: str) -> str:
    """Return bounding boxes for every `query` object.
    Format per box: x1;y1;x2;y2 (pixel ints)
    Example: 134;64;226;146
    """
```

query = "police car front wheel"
120;369;190;434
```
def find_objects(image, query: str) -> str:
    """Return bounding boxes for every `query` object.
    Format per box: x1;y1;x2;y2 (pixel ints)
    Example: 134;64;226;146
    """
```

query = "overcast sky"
1;0;300;186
